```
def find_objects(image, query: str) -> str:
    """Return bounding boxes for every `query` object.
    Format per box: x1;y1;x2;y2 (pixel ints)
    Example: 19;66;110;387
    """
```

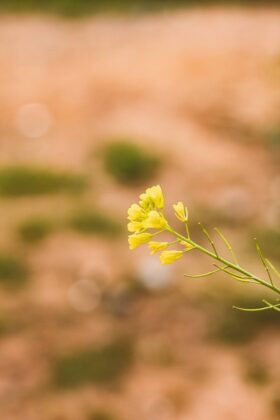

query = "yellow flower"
127;221;144;233
144;210;167;230
180;241;194;251
139;192;153;210
173;202;188;222
159;250;183;265
128;233;152;250
146;185;164;209
148;241;169;255
127;204;146;222
139;185;164;210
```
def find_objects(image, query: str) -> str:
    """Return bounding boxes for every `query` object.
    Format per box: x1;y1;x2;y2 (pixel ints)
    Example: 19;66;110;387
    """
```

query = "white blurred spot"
16;103;53;138
67;278;101;312
136;257;171;291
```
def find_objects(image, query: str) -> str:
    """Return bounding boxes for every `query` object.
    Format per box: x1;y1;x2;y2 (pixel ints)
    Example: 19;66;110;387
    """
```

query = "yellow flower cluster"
127;185;167;243
128;185;193;264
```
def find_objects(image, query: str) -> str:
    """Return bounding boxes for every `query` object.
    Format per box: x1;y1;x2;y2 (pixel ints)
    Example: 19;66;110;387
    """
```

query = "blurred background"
0;1;280;419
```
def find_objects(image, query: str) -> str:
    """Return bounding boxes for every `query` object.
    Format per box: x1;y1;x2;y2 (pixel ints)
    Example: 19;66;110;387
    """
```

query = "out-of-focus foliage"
271;394;280;418
0;166;86;197
68;209;122;236
209;292;280;344
52;337;134;389
0;0;277;17
102;141;160;185
243;360;270;387
88;409;119;420
0;254;28;290
17;216;54;243
264;126;280;152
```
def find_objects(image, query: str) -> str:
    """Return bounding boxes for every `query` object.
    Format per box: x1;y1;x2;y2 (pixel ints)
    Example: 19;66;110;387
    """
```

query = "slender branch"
266;258;280;279
185;222;190;239
255;239;274;286
213;264;258;284
198;222;218;257
233;302;280;312
262;299;280;312
166;227;280;297
184;267;222;278
214;227;239;265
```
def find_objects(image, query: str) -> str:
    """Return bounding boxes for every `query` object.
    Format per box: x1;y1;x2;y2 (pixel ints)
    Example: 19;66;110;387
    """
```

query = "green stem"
185;222;190;239
167;227;280;297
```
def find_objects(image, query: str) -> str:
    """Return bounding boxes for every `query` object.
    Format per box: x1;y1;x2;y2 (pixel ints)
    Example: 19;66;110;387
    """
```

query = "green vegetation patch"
206;291;280;344
0;312;26;336
0;166;86;197
271;394;280;418
88;409;118;420
212;305;280;344
244;360;270;386
0;0;277;17
17;216;54;243
52;337;134;389
68;209;121;236
102;141;160;185
264;126;280;151
0;254;28;290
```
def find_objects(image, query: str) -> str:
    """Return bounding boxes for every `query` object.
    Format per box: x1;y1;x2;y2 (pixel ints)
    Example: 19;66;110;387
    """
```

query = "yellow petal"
159;250;183;265
139;192;153;210
179;241;194;251
146;185;164;209
148;241;169;255
144;210;167;230
127;221;144;233
127;203;146;222
128;233;152;250
173;202;188;222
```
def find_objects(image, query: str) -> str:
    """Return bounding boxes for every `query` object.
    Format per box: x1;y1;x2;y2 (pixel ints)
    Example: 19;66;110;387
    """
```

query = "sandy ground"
0;7;279;420
0;9;279;217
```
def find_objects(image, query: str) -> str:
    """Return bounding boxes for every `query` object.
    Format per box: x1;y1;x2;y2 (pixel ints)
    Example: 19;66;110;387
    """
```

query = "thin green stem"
233;303;280;312
262;300;280;312
184;267;222;278
166;227;280;297
185;222;190;239
213;264;258;284
198;222;218;257
255;239;274;286
214;227;239;265
266;259;280;279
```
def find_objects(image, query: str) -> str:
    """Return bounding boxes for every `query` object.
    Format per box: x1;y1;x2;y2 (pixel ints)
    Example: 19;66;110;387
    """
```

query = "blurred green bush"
244;360;270;387
68;209;121;236
102;141;160;185
52;337;134;389
0;313;18;336
205;289;280;344
0;254;28;290
88;409;118;420
271;394;280;418
17;216;54;243
264;126;280;152
0;0;276;17
211;305;280;344
0;166;86;197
